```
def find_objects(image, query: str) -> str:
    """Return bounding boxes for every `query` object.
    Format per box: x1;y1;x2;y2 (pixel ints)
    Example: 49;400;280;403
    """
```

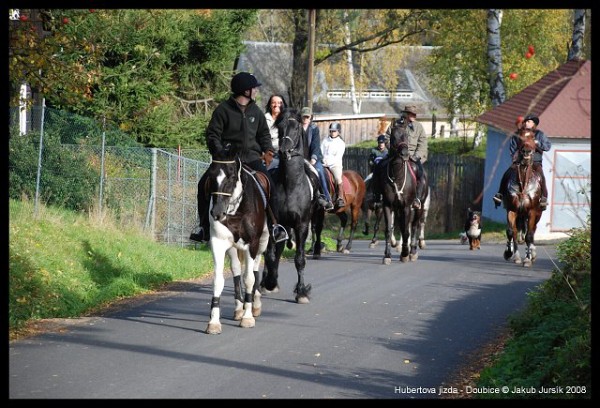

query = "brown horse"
317;168;366;253
500;128;543;267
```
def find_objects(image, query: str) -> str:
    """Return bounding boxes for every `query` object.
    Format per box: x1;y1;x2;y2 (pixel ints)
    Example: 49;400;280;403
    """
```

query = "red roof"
477;59;590;138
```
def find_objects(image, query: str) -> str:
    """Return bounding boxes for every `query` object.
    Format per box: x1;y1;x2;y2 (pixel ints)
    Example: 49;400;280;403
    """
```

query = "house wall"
483;128;591;236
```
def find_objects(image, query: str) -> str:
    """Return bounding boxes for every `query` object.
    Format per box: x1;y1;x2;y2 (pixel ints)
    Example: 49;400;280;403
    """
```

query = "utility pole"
307;9;316;110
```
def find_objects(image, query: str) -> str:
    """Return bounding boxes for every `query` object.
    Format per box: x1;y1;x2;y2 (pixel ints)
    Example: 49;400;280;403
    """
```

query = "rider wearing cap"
190;72;287;243
493;114;551;210
373;105;428;209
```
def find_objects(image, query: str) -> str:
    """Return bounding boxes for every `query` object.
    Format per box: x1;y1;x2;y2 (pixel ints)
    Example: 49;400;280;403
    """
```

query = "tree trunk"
487;9;506;107
289;9;309;109
568;9;586;61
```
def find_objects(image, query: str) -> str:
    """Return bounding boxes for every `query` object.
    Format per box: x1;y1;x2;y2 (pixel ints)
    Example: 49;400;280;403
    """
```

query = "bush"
9;130;100;212
475;219;591;399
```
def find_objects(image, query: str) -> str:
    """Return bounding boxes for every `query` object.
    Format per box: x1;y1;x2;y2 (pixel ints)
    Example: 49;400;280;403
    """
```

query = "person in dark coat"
190;72;287;243
301;106;334;211
493;114;551;210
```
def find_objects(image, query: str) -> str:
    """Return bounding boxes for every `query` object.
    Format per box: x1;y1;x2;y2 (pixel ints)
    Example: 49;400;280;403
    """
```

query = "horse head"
389;117;410;161
276;108;305;160
207;151;244;222
516;128;537;165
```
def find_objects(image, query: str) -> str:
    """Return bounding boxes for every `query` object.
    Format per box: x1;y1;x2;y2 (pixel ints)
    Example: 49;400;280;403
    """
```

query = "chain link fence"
10;106;209;246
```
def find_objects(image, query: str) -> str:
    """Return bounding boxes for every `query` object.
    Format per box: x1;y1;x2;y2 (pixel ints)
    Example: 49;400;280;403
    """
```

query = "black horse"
260;108;324;303
373;118;429;264
203;149;270;334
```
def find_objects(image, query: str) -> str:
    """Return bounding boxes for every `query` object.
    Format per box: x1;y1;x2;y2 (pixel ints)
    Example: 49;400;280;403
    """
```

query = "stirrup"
272;224;289;243
324;201;334;211
412;198;421;209
540;197;548;210
493;193;502;208
336;198;345;208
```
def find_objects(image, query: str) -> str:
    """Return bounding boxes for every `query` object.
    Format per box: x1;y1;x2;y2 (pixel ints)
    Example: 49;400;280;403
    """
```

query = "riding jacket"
206;96;274;164
321;135;345;170
386;119;428;163
508;128;551;164
305;122;323;163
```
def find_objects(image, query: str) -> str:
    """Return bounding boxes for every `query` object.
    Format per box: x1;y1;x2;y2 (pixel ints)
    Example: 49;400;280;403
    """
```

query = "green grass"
9;198;214;337
353;134;487;159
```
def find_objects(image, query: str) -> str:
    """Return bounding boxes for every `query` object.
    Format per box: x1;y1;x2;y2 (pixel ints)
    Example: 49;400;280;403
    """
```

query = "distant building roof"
237;41;442;117
477;59;590;138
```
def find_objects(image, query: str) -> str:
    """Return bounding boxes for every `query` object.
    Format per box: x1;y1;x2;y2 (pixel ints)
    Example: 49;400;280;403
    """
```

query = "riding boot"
412;163;424;209
538;163;548;211
336;182;346;208
493;167;511;208
190;173;210;242
265;203;288;243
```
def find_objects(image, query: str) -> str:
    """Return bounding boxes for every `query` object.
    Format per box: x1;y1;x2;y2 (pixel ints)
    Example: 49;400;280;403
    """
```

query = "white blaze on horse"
205;152;270;334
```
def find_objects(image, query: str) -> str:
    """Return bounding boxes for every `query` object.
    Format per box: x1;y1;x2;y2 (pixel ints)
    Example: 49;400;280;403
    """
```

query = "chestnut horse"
318;168;366;254
499;128;543;267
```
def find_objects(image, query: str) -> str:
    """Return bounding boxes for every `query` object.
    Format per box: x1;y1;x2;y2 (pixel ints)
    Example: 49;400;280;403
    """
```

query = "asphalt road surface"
9;238;559;399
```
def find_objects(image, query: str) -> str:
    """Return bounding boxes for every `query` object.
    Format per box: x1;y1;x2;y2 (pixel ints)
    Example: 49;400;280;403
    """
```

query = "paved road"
9;239;558;399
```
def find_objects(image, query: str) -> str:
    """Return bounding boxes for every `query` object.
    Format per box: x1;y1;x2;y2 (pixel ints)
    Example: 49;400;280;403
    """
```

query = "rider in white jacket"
321;122;346;207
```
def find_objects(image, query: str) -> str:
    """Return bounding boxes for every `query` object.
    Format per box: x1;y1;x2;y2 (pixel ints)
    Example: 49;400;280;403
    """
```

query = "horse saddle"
323;167;353;200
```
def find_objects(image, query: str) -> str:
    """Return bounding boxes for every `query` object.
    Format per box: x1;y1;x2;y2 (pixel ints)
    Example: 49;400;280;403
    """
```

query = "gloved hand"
263;150;275;167
409;155;420;162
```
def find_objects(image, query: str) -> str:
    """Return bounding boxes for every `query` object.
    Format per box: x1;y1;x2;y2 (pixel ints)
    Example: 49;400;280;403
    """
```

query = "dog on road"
464;208;482;250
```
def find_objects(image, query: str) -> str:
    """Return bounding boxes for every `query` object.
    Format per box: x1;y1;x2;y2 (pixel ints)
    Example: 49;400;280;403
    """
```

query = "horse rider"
372;104;428;209
321;121;346;208
301;106;334;211
190;72;287;243
368;134;389;174
492;114;551;210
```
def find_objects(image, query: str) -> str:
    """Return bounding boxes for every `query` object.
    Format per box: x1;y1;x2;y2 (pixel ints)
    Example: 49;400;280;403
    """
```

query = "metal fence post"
98;116;106;214
33;99;46;217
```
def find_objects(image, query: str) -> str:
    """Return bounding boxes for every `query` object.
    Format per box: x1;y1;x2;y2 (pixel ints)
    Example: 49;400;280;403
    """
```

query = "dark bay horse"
500;128;543;267
260;108;324;303
204;150;270;334
318;168;366;253
374;119;429;264
362;175;430;250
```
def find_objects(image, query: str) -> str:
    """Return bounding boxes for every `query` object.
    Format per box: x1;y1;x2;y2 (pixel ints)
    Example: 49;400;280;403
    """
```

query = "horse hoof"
523;260;532;268
252;307;261;317
296;296;310;304
369;242;376;249
233;309;244;321
239;317;255;328
410;254;419;261
418;240;426;249
401;256;409;262
312;253;321;260
342;248;350;254
383;258;392;265
503;251;512;261
206;323;222;335
514;258;522;264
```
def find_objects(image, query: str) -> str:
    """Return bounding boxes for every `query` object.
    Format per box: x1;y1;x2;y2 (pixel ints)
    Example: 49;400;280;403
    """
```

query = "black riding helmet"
231;72;262;96
377;135;386;144
329;122;342;133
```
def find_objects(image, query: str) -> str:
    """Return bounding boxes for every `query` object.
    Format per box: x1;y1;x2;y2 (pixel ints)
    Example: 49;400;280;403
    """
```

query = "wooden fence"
343;147;485;235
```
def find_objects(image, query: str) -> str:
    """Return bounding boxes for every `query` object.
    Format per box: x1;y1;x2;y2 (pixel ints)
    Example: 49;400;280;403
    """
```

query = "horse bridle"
210;158;243;214
279;117;303;160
